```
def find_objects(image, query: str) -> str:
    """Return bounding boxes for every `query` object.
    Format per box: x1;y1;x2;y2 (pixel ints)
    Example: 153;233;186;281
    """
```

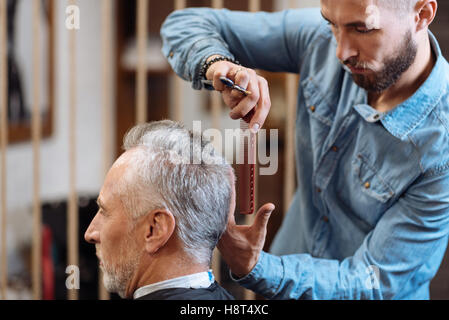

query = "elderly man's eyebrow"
321;11;369;28
96;197;105;209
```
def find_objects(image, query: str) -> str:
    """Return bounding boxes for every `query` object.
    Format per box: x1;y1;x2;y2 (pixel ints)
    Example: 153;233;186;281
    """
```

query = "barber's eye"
356;27;373;34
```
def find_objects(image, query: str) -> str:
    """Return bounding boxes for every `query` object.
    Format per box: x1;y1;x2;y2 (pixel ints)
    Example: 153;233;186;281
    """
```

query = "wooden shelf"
5;0;55;145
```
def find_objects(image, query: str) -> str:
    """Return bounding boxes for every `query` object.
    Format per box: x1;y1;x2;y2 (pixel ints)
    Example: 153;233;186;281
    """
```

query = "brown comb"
237;111;256;215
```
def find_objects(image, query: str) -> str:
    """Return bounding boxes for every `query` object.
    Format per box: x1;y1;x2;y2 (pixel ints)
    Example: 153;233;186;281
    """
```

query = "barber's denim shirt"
161;8;449;300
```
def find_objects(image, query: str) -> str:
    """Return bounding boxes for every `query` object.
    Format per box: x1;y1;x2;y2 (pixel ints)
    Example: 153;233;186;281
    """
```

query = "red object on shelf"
42;225;55;300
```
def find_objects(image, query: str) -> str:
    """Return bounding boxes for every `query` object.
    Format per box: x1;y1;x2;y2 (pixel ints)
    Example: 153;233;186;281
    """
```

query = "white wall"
2;0;115;261
6;0;114;209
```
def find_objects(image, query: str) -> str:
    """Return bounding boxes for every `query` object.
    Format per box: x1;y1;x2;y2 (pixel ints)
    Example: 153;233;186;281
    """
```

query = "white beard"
99;241;141;299
102;265;128;298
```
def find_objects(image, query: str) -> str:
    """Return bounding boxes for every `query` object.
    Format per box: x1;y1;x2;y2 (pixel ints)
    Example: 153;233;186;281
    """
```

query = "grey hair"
116;120;233;265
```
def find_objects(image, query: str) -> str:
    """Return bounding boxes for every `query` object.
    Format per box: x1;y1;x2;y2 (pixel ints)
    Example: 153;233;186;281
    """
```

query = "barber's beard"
98;237;141;299
345;30;418;93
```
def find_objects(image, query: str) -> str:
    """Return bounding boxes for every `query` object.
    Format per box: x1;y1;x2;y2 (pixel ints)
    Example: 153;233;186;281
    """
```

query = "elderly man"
84;120;239;300
161;0;449;299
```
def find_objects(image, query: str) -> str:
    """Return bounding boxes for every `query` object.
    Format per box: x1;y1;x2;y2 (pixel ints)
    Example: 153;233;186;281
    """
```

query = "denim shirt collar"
353;31;446;140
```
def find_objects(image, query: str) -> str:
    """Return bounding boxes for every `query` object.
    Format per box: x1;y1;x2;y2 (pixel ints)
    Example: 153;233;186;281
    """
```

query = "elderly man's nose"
84;221;100;244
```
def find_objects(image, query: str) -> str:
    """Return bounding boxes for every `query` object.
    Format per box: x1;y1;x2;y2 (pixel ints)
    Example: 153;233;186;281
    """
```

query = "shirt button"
364;182;371;189
310;106;316;113
317;188;322;193
332;146;338;152
169;51;174;58
322;216;329;223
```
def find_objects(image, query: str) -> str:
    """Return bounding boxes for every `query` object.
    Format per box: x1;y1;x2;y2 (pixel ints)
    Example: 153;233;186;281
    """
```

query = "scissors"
202;77;252;96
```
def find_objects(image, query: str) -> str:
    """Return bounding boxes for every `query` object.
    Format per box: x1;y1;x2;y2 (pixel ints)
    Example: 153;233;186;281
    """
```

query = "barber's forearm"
161;8;306;89
161;8;235;89
233;251;384;300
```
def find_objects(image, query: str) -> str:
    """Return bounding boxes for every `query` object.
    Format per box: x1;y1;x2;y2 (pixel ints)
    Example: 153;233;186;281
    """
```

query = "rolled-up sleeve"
160;8;327;89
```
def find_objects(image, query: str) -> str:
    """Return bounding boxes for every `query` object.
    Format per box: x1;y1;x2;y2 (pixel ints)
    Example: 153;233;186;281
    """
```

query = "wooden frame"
7;0;54;144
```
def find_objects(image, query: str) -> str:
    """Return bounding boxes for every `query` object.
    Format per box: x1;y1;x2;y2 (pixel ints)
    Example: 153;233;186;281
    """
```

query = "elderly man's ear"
142;209;176;254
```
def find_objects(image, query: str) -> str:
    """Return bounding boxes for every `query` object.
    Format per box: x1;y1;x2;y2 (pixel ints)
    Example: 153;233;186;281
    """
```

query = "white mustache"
95;245;102;261
345;60;371;70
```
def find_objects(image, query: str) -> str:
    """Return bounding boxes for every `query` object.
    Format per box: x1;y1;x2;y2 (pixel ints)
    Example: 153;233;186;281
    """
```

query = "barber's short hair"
378;0;417;12
118;120;233;265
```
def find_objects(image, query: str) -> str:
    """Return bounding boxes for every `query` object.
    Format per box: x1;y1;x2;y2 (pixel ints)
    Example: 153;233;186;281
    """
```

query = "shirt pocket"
301;76;336;127
352;154;395;203
334;154;397;229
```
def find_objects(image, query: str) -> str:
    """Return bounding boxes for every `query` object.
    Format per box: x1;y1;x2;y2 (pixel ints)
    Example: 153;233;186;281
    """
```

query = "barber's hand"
205;55;272;132
217;202;275;278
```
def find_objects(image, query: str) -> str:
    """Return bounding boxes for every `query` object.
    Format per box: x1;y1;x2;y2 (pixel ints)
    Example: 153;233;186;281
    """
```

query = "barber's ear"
143;209;175;254
415;0;437;32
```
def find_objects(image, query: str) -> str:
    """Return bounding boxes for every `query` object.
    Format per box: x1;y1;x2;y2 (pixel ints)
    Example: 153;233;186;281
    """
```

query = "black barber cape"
135;281;235;300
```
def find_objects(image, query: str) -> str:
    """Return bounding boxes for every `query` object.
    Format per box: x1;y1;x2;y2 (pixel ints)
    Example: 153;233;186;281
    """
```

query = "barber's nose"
336;34;357;63
84;214;100;244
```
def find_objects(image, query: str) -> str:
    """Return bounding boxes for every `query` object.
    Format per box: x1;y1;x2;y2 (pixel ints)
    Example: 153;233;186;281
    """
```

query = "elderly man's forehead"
100;153;134;205
103;151;136;193
112;147;146;169
108;147;149;192
112;153;130;169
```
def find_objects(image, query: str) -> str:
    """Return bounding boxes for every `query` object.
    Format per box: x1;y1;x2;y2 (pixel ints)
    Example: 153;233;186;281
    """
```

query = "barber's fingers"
207;62;244;92
249;76;271;132
222;90;241;111
229;71;262;120
251;203;275;232
227;203;274;230
207;63;271;130
229;68;251;100
210;62;232;91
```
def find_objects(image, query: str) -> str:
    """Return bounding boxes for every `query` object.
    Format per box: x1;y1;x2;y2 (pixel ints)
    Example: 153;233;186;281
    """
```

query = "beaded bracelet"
200;56;241;80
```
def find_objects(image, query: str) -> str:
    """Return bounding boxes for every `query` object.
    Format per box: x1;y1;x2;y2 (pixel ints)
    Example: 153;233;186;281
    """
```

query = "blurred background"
0;0;448;300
